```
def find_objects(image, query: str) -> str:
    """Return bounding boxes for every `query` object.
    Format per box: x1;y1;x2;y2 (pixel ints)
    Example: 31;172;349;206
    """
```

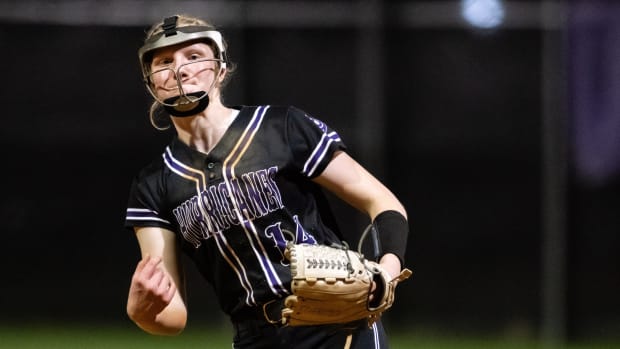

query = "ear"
217;67;227;83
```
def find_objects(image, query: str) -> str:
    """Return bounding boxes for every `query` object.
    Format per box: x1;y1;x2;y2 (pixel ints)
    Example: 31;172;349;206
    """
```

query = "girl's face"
149;42;221;99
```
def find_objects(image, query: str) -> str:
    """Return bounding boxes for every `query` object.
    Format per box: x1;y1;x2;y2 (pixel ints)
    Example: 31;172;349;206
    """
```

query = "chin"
181;87;204;94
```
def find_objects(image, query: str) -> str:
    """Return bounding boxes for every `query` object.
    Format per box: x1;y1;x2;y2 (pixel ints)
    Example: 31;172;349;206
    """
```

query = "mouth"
159;82;200;94
163;91;206;104
162;91;209;116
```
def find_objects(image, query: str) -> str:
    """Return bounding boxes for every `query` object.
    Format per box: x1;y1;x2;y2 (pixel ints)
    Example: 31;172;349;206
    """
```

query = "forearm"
128;299;187;336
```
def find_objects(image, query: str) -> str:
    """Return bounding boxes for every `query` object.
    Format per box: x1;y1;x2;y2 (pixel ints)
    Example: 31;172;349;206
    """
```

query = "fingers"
155;269;171;293
134;256;164;280
127;254;179;322
141;255;163;276
150;263;167;290
133;255;157;280
369;281;376;301
163;279;177;302
132;255;175;296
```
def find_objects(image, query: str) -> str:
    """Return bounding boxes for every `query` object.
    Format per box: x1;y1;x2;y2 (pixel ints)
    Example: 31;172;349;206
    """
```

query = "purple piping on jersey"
213;231;257;306
163;147;207;191
163;144;259;305
126;208;171;225
163;147;217;235
302;131;341;177
239;206;290;298
223;106;268;179
221;106;289;299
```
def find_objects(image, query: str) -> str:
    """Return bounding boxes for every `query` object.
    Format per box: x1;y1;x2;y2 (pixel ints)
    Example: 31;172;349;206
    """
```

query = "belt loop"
262;299;285;326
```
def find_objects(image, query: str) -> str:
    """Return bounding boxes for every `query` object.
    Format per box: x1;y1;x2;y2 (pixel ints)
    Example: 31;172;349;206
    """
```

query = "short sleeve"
124;165;175;231
285;106;347;178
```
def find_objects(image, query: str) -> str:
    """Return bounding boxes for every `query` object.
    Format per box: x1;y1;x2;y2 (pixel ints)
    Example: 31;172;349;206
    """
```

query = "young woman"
125;14;410;349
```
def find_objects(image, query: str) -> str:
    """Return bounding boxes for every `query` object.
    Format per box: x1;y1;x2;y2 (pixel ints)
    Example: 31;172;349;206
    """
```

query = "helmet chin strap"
163;91;210;117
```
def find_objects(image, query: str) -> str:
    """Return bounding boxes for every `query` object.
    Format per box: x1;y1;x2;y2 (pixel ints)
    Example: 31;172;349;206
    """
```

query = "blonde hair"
143;14;235;130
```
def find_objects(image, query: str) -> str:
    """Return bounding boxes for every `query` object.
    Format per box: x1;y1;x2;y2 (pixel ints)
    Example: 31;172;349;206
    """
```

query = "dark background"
1;0;619;345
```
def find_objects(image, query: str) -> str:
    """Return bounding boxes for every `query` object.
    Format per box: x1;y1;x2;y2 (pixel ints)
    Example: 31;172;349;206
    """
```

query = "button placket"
206;161;217;180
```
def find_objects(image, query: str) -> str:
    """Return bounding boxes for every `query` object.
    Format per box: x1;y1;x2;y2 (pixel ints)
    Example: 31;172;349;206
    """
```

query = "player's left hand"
281;243;412;326
370;253;402;301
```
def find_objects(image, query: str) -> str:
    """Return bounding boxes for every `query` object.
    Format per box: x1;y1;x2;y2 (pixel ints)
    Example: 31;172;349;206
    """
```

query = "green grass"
0;325;619;349
0;325;230;349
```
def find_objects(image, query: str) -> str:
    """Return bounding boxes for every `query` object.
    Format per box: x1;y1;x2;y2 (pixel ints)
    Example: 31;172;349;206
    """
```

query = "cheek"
150;71;171;87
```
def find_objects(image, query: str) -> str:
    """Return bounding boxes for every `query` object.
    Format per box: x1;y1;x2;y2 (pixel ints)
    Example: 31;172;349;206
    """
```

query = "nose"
172;64;185;79
171;55;191;79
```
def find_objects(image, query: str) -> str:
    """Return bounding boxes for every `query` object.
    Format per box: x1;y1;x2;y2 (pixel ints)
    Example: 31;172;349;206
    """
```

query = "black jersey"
125;105;347;317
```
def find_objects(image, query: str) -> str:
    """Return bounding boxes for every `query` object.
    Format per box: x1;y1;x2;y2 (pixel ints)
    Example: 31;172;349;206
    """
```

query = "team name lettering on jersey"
173;166;284;247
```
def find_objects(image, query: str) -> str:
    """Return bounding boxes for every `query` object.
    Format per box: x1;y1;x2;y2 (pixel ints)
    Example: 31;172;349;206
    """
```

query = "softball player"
125;14;410;349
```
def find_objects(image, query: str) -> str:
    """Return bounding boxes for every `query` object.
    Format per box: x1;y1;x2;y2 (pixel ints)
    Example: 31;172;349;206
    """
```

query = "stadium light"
461;0;505;29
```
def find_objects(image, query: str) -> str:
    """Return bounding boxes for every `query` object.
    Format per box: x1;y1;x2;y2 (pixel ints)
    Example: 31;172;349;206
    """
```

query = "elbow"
161;314;187;336
141;322;186;336
132;316;187;336
127;309;187;336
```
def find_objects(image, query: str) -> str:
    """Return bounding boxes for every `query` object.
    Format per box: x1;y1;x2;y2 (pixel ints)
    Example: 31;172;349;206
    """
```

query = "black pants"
232;319;389;349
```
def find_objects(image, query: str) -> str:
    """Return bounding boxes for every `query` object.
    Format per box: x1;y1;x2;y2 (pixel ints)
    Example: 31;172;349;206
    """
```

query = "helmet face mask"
146;58;220;102
139;27;228;78
139;16;228;117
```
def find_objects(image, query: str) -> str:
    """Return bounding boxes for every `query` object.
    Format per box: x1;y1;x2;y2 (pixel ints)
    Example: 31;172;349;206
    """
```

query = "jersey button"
207;162;215;169
208;172;216;179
